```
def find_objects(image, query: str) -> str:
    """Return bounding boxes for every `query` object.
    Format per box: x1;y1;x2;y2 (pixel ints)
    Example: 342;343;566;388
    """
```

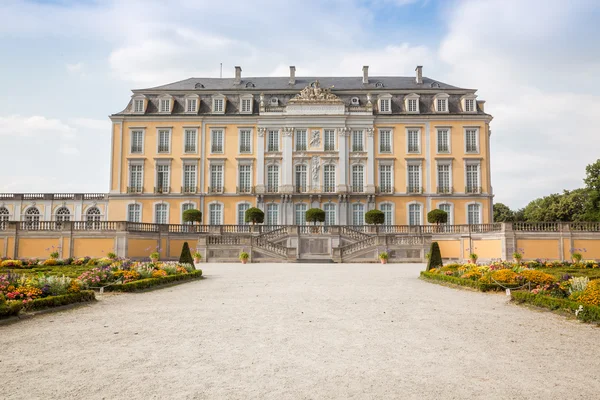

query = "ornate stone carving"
288;81;343;104
282;127;294;137
366;128;374;137
257;127;267;137
311;156;320;186
338;127;350;137
310;130;320;147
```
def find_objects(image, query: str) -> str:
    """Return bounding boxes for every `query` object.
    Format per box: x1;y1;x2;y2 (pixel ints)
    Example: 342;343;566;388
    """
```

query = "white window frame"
351;130;364;152
464;127;480;154
406;161;422;194
237;162;253;194
266;164;280;193
183;128;198;154
132;97;145;114
156;128;172;154
212;95;226;114
158;96;172;114
351;163;365;192
295;129;308;151
185;95;199;114
210;128;225;154
437;202;454;225
129;128;145;154
153;202;169;224
127;202;142;223
434;93;450;113
466;202;483;225
462;94;477;113
436;161;453;194
267;130;280;152
379;202;395;225
324;129;336;151
155;162;171;193
295;203;308;225
406;128;421;154
405;93;420;114
436;128;451;154
208;201;224;225
128;160;144;193
238;128;253;154
351;203;365;226
322;163;336;193
378;128;393;154
236;201;251;225
266;203;280;225
378;160;394;194
294;163;308;192
407;201;423;226
181;202;197;224
239;94;253;114
54;206;71;222
323;202;337;225
182;161;198;193
378;94;392;114
464;160;481;194
209;162;225;193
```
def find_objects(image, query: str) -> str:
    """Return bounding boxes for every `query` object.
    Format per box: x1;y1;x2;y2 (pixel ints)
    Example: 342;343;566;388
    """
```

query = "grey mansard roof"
135;76;468;92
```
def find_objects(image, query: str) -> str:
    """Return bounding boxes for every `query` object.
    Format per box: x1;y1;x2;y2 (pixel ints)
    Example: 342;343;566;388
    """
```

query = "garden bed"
105;270;203;292
511;292;600;324
420;271;522;292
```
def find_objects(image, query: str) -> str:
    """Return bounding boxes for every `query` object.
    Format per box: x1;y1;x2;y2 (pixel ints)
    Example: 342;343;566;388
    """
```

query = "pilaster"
256;127;266;193
366;127;375;193
281;127;294;193
337;127;349;193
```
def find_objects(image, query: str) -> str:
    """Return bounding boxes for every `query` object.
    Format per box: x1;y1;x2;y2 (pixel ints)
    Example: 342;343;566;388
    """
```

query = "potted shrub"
49;251;59;259
379;252;389;264
572;252;583;263
512;252;523;264
192;251;202;264
239;252;250;264
149;252;160;263
107;252;117;260
469;253;478;264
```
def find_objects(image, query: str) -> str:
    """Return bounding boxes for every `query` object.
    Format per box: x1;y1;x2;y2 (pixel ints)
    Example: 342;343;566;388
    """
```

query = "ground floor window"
209;203;223;225
128;204;141;222
295;203;307;225
324;203;336;225
237;203;250;225
352;203;364;225
266;204;279;225
408;203;421;225
467;204;481;224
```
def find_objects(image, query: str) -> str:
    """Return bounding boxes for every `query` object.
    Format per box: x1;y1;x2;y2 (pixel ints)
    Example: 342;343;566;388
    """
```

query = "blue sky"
1;0;599;208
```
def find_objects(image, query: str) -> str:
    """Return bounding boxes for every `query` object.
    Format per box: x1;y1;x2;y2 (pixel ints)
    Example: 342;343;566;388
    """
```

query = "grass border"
105;270;203;292
511;291;600;324
420;271;522;292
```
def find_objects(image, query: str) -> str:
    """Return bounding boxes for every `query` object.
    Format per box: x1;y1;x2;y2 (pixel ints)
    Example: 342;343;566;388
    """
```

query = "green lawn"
1;265;94;278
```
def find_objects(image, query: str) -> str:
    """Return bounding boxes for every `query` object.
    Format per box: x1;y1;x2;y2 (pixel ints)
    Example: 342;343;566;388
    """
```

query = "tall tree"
493;203;514;222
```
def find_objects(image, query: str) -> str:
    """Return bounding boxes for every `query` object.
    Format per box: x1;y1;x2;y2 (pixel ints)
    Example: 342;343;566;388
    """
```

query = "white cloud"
66;62;84;74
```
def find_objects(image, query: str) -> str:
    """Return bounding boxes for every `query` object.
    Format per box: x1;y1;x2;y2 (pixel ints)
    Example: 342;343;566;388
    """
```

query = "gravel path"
1;263;599;399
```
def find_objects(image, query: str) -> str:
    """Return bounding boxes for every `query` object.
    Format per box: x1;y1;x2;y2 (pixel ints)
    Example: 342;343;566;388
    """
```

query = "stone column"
256;127;266;193
366;127;376;194
337;127;349;193
282;127;294;193
338;195;348;225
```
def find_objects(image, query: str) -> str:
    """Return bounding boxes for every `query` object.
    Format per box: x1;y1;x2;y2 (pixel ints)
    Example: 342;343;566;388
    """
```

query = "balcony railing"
465;186;482;194
127;186;143;194
324;145;335;152
208;186;225;194
154;186;170;194
407;146;420;153
184;145;196;153
322;185;336;193
236;186;254;194
350;185;364;193
211;146;223;153
265;185;279;193
437;186;453;194
239;146;251;153
267;146;279;153
407;186;423;194
295;144;307;151
380;146;391;153
351;146;364;152
437;146;449;153
295;185;308;193
181;186;197;194
377;185;394;194
157;145;170;153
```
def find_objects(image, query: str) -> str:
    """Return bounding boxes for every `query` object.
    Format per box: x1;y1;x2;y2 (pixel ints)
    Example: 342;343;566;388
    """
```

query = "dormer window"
434;93;450;113
134;99;144;113
240;94;253;114
404;93;420;114
212;95;226;114
158;95;172;113
378;94;392;114
461;94;477;113
185;95;199;113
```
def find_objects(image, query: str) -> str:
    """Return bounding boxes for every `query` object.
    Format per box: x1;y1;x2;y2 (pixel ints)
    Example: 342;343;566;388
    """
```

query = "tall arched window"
352;203;364;225
86;206;101;229
295;203;307;225
209;203;223;225
266;204;279;225
181;203;194;224
128;204;141;222
408;203;422;226
267;165;279;193
323;203;336;226
24;207;40;230
0;207;9;229
323;165;336;193
237;203;250;225
295;164;307;193
380;203;393;226
467;203;481;225
351;164;364;192
55;207;71;222
154;204;168;224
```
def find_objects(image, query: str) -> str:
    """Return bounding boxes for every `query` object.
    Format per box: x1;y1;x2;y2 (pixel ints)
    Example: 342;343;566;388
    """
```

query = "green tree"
245;207;264;225
427;209;448;225
493;203;514;222
179;242;194;265
305;208;325;225
365;209;385;225
182;209;202;224
426;242;443;271
584;159;600;193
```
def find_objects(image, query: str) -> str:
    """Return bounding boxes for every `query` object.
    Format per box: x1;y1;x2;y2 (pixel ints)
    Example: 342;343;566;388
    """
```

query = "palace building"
0;65;493;227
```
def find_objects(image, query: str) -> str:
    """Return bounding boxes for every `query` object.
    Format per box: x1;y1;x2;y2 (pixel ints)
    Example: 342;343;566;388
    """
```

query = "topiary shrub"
245;207;264;225
179;242;194;265
426;242;443;271
427;209;448;225
183;209;202;225
305;208;325;225
365;209;385;225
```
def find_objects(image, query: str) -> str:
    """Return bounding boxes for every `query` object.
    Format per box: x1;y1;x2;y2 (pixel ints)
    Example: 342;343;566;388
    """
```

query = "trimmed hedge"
511;292;600;324
420;271;522;292
0;301;23;319
24;290;96;312
106;270;203;292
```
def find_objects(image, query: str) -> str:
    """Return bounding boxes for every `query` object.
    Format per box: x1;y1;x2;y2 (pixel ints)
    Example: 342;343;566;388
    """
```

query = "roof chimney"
415;65;423;84
234;66;242;84
362;65;369;84
289;66;296;85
